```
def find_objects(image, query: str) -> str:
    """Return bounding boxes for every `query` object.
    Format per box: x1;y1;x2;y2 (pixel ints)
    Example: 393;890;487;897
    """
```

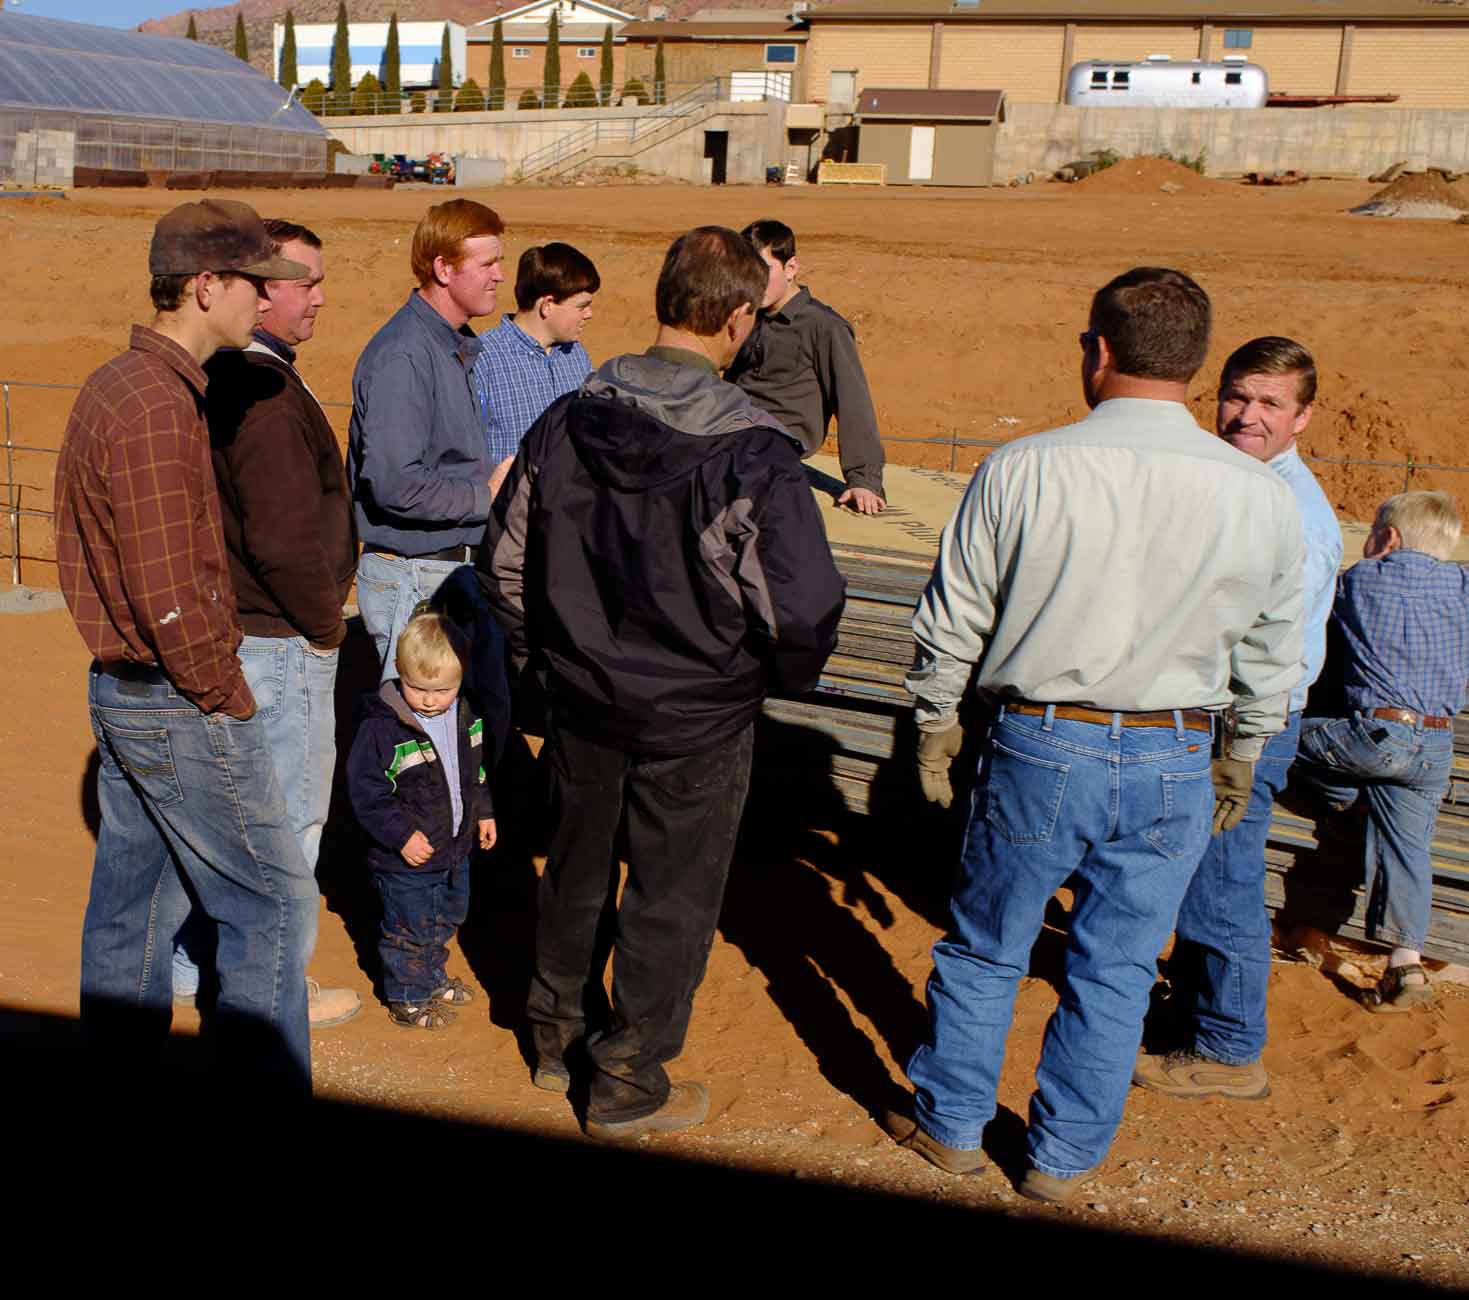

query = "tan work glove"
1210;757;1255;834
916;723;965;809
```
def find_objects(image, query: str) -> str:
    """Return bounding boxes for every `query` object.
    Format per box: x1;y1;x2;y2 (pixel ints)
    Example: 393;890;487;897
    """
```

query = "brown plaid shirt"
54;326;254;718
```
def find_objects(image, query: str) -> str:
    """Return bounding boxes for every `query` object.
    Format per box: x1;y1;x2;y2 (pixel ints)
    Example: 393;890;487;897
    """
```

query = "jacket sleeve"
905;459;1000;730
737;451;846;696
218;374;348;649
347;715;416;855
476;443;535;676
353;348;492;528
816;315;886;498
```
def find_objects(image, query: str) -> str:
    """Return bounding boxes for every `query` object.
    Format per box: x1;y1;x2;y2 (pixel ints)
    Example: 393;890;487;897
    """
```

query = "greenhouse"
0;10;328;183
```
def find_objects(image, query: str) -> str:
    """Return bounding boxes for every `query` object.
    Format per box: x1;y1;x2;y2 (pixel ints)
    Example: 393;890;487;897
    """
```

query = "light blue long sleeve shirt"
1269;445;1342;713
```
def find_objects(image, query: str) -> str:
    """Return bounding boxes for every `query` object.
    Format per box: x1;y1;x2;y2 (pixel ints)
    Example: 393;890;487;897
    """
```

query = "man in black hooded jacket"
478;226;845;1139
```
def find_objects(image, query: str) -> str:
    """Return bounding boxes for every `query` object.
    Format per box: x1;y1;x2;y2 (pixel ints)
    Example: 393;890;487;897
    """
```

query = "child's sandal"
429;977;476;1006
388;1000;456;1030
1359;964;1434;1013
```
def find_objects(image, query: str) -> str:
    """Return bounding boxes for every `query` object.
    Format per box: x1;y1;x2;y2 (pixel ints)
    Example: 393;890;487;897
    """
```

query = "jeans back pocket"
981;740;1070;845
1142;768;1213;859
100;721;185;808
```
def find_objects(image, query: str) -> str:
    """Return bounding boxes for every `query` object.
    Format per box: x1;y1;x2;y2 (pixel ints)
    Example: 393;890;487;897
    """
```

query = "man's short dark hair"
514;242;601;311
1220;336;1317;407
655;226;767;336
150;274;193;312
741;219;796;265
262;219;323;253
1089;267;1211;382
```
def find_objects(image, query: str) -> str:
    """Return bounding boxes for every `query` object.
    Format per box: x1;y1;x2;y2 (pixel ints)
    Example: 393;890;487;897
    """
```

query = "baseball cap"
149;199;309;279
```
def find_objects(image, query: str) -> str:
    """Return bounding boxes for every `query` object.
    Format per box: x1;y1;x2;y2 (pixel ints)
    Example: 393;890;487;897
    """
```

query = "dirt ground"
3;178;1468;1281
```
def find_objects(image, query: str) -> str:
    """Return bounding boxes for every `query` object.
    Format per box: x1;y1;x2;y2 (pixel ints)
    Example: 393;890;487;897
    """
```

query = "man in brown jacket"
169;219;361;1027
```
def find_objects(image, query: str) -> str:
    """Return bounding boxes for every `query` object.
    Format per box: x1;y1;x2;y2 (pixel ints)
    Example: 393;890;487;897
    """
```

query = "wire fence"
5;377;1469;586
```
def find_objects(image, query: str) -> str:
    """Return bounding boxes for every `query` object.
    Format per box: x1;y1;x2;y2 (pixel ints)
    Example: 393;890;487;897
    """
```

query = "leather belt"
96;660;168;683
1371;706;1452;731
1005;701;1213;731
371;544;475;563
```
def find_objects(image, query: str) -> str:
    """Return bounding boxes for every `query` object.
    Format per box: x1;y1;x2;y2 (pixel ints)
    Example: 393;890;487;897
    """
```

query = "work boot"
584;1081;709;1140
1019;1165;1098;1206
1132;1048;1270;1100
882;1110;986;1175
532;1061;571;1093
307;977;362;1030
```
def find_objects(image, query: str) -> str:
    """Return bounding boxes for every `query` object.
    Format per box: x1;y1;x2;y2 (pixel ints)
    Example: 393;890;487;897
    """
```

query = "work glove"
1210;757;1255;834
916;723;965;809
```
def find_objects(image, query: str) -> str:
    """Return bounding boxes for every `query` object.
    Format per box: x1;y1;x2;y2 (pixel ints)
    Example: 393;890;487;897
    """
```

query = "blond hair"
1377;490;1463;561
395;612;467;682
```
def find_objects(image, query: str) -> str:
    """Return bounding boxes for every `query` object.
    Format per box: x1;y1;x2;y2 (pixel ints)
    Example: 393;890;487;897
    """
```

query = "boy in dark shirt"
726;219;887;514
348;612;496;1029
1297;490;1469;1012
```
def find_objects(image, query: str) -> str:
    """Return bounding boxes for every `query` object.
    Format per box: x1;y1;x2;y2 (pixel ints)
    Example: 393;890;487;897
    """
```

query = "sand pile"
1352;169;1469;219
1074;155;1220;196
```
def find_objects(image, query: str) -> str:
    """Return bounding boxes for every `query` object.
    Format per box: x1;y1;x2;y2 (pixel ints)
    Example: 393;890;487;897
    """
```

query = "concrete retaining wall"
993;104;1469;181
325;100;781;182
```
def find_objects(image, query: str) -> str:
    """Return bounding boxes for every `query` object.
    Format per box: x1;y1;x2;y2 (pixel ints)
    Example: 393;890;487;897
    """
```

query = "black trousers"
528;717;755;1122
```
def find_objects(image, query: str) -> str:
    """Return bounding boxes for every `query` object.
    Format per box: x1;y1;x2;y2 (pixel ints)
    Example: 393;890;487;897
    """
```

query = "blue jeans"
373;859;471;1003
81;664;316;1093
1171;712;1302;1065
909;707;1213;1178
173;635;338;989
1296;713;1453;952
356;551;463;682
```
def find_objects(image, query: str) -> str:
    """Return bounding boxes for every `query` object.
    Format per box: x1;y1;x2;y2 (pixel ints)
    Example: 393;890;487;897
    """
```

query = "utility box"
454;155;507;187
855;88;1004;187
785;103;823;130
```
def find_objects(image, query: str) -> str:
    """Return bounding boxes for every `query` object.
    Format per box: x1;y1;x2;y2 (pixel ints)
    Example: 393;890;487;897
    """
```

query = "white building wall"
273;21;467;88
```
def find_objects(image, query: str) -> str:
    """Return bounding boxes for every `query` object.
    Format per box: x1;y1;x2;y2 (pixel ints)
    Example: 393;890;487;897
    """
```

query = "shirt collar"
499;313;573;356
644;344;718;376
765;284;810;324
407;290;483;363
1267;443;1302;472
251;327;296;366
130;324;208;398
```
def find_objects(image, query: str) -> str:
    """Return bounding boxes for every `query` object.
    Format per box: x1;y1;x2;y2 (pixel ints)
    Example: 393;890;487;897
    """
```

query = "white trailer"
1064;56;1268;109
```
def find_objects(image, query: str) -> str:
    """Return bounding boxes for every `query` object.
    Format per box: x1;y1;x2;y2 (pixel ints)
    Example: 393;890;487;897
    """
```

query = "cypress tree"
654;37;666;105
384;13;401;102
488;19;506;111
599;23;613;107
185;14;198;40
279;10;298;88
233;11;248;62
436;23;453;112
331;2;352;110
543;10;561;108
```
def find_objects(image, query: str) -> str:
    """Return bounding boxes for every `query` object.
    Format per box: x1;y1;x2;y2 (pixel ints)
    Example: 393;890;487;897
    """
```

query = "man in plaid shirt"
1296;490;1469;1013
54;200;319;1096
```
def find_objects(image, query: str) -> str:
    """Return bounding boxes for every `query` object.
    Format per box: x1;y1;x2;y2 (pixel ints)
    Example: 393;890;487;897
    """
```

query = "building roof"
469;22;619;40
472;0;637;27
809;0;1469;22
0;10;324;134
618;20;807;37
856;86;1005;117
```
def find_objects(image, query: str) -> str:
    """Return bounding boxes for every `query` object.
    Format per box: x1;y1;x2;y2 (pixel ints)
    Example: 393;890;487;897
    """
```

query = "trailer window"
1224;28;1253;49
1191;71;1201;84
1113;70;1130;86
1225;71;1243;85
1090;70;1108;86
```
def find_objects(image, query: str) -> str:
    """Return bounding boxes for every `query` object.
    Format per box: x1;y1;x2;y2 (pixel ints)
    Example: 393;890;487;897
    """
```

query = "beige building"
466;0;632;105
802;0;1469;109
619;21;809;100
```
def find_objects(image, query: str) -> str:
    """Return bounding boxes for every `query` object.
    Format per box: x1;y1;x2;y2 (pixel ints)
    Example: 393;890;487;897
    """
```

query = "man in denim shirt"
1295;491;1469;1012
1136;338;1341;1102
348;199;505;678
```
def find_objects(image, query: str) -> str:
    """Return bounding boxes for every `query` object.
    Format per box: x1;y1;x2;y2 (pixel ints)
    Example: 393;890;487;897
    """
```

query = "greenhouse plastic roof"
0;11;325;135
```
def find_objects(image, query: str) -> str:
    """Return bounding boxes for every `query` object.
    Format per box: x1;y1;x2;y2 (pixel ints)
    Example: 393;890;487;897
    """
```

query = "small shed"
855;87;1005;187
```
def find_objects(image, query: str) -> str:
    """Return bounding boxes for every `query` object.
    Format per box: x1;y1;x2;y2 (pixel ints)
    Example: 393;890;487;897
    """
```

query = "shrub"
301;78;327;115
409;90;426;113
455;78;486;112
353;72;384;115
619;77;647;105
517;88;541;111
563;71;597;108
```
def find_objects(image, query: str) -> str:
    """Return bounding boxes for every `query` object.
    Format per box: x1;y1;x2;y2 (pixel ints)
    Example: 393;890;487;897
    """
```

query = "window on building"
1225;70;1243;84
577;47;598;58
1090;69;1108;86
954;0;980;8
1223;28;1253;49
765;44;797;64
1113;70;1130;86
512;47;530;59
1191;71;1201;84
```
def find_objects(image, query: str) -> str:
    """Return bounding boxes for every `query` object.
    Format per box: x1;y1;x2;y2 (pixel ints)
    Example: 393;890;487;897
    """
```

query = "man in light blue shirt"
473;242;597;499
1136;337;1342;1102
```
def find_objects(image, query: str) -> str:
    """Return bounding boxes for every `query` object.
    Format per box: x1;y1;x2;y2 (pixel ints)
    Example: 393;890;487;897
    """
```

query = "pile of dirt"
1073;155;1220;196
1352;169;1469;219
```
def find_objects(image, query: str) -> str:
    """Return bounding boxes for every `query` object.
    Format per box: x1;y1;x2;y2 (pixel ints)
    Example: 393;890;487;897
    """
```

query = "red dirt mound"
1359;169;1469;212
1074;155;1221;195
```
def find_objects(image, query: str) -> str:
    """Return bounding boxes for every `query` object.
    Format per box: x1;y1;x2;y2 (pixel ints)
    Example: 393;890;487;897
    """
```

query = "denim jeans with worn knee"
373;859;471;1003
82;664;316;1094
356;551;463;682
909;706;1213;1178
1296;713;1453;952
173;634;336;989
1171;711;1302;1065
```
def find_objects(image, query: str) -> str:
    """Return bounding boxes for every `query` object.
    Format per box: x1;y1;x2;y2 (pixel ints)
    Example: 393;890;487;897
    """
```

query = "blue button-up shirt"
1270;445;1343;712
472;314;592;466
1335;547;1469;719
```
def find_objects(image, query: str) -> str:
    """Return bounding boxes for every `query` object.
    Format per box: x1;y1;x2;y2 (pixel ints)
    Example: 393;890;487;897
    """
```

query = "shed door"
829;70;857;107
908;125;935;181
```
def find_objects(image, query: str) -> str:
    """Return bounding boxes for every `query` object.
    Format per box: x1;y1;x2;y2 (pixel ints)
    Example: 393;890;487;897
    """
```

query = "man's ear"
431;254;455;288
785;256;800;282
725;301;753;338
1293;402;1314;438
